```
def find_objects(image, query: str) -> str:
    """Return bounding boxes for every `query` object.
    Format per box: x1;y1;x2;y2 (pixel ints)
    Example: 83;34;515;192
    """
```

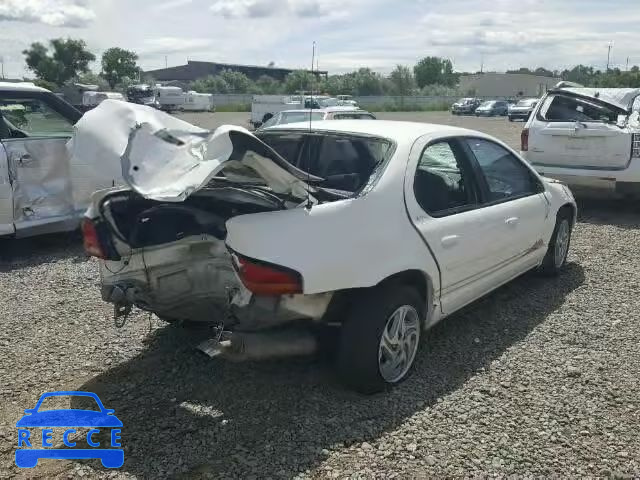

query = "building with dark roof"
145;60;327;83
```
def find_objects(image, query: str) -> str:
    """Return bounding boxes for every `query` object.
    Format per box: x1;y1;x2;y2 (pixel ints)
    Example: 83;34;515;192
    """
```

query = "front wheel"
337;285;424;394
539;210;572;275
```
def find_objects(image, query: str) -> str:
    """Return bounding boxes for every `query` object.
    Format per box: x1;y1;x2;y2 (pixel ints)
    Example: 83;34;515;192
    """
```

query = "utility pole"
626;56;630;71
606;43;612;72
0;56;4;79
165;55;168;68
480;54;484;73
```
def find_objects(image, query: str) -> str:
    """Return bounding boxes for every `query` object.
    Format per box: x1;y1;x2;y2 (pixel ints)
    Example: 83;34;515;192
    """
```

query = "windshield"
480;101;495;107
280;112;325;124
516;99;537;107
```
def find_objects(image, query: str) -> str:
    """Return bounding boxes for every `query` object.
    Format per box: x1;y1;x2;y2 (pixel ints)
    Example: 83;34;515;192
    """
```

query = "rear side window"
540;94;620;123
465;138;540;202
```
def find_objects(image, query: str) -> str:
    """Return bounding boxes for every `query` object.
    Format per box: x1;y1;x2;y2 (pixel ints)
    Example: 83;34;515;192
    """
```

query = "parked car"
508;98;539;121
451;98;481;115
0;82;120;238
126;84;158;108
475;100;509;116
77;101;576;393
522;82;640;197
258;107;376;129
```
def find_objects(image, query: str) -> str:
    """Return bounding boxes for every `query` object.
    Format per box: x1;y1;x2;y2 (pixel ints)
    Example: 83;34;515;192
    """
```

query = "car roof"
553;87;640;111
0;81;49;93
263;120;480;142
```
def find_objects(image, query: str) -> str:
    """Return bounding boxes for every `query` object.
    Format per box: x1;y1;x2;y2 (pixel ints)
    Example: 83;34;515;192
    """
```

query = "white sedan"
77;101;577;393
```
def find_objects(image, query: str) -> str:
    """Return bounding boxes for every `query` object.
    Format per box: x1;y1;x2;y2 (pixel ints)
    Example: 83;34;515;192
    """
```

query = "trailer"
182;91;215;112
82;91;125;109
155;86;185;112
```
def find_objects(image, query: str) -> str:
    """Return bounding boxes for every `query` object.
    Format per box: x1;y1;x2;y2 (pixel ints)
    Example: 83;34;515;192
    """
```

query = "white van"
0;83;123;238
522;82;640;197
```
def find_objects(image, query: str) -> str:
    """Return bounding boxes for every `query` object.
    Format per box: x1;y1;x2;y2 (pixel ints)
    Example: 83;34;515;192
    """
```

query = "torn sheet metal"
70;99;317;203
68;99;203;209
4;138;75;223
558;87;640;112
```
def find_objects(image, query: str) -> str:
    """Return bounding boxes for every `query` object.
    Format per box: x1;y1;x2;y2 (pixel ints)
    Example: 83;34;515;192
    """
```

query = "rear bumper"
527;157;640;196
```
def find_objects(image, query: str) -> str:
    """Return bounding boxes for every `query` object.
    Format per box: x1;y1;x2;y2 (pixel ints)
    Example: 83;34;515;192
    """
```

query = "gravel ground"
0;113;639;479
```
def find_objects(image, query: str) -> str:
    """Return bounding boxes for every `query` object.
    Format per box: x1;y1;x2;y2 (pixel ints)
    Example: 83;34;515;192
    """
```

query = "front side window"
0;97;74;138
540;94;621;123
465;138;539;201
413;141;475;216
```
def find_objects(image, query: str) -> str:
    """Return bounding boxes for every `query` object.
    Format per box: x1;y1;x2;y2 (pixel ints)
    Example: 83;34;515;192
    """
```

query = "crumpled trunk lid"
71;99;319;203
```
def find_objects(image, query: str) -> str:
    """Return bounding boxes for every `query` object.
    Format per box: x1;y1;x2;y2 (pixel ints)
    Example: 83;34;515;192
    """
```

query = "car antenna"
305;41;316;211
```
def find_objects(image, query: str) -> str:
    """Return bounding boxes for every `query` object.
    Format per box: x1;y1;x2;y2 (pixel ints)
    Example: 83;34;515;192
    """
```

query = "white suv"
521;82;640;197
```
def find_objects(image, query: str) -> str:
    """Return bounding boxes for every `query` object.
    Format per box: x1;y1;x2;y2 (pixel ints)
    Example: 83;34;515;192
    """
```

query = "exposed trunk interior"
100;186;286;249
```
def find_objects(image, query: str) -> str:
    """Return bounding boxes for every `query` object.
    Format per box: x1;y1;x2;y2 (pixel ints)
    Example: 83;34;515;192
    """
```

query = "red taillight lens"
521;128;529;152
233;254;302;295
81;218;106;259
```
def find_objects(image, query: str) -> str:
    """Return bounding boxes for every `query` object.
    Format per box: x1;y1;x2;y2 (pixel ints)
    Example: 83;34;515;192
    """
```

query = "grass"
214;103;251;112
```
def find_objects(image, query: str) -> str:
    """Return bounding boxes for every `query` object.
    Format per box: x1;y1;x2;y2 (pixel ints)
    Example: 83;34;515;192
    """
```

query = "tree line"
21;38;640;97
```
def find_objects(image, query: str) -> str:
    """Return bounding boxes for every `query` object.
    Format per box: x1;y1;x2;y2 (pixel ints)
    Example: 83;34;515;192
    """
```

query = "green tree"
256;75;282;94
414;56;456;88
101;47;139;89
389;65;416;97
284;70;315;94
219;69;252;93
191;75;230;93
23;38;95;86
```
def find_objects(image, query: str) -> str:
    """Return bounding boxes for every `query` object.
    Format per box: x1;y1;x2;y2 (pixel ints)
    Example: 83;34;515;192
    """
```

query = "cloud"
157;0;193;10
140;37;216;55
209;0;334;18
0;0;95;27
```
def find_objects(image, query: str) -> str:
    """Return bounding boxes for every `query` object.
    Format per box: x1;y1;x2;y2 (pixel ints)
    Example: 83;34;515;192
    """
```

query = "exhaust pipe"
197;329;317;361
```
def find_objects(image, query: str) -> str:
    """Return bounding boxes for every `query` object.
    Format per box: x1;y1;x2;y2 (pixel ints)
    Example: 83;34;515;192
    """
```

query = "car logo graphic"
15;391;123;469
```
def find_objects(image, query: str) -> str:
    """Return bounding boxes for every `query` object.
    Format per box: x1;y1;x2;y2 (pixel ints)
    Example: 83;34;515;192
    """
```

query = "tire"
508;116;514;122
539;209;573;276
337;285;424;394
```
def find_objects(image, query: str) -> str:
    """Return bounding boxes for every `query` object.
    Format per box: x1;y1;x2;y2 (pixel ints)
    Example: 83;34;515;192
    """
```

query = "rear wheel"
539;210;572;275
337;285;424;394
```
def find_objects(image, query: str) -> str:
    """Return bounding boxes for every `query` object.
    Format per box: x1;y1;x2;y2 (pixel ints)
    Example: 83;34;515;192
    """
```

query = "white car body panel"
523;87;640;194
0;145;13;235
83;118;575;332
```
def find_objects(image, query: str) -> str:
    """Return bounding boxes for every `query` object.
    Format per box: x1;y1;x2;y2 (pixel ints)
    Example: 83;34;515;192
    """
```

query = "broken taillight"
81;218;107;259
632;133;640;158
521;128;529;152
231;253;302;296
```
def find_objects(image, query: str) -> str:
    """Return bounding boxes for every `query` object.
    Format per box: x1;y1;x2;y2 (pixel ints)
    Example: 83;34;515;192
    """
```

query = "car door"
0;91;80;236
405;136;527;315
0;141;13;236
462;137;550;275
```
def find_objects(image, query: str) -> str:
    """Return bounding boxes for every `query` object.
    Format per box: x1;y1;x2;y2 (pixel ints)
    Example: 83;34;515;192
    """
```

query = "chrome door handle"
441;235;460;248
505;217;519;227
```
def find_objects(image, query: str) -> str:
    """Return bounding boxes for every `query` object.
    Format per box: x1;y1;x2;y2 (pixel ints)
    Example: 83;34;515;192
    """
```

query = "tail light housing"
81;218;107;259
632;133;640;158
521;128;529;152
231;252;302;296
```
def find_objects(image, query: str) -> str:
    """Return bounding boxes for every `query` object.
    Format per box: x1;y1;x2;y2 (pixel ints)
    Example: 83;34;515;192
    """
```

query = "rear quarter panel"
225;145;440;296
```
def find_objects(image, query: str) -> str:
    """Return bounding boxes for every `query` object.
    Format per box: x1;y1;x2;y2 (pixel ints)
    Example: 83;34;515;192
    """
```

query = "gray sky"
1;0;638;79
